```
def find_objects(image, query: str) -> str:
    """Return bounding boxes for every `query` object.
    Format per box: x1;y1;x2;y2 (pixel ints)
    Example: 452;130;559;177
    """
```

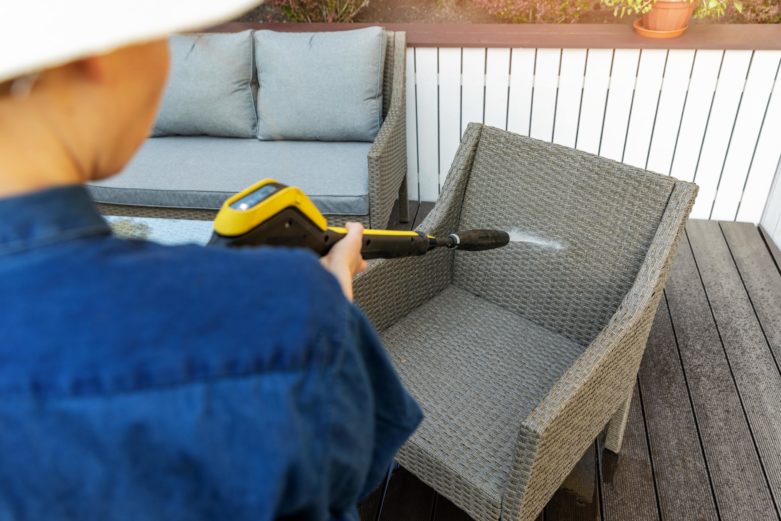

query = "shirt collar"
0;185;111;255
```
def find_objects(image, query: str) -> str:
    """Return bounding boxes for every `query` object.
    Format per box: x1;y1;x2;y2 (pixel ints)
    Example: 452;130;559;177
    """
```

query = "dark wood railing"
211;22;781;49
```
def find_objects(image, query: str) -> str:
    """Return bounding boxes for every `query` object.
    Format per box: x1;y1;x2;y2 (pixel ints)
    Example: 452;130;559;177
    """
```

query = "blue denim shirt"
0;185;422;521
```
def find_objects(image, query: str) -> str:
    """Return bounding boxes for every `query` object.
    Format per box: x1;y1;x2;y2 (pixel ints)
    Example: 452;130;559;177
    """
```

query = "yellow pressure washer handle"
208;179;435;259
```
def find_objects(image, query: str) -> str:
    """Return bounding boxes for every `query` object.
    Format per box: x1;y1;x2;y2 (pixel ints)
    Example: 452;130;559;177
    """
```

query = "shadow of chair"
354;123;697;521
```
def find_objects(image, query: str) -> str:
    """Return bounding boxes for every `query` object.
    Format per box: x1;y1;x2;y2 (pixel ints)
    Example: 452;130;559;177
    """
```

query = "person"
0;1;423;520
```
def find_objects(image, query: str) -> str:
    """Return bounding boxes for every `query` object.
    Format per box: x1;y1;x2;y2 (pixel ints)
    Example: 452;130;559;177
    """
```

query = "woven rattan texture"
367;31;408;228
503;183;696;521
353;124;481;331
354;123;697;521
454;127;676;346
96;31;407;230
383;286;584;521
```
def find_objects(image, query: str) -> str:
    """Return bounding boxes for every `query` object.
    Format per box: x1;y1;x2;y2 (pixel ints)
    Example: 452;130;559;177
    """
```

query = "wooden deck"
361;205;781;521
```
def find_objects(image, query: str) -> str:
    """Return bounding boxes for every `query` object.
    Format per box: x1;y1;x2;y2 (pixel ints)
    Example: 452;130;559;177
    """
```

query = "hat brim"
0;0;262;83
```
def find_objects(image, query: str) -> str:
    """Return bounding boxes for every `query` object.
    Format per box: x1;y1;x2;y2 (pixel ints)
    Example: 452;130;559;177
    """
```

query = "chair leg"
398;177;410;223
604;392;632;454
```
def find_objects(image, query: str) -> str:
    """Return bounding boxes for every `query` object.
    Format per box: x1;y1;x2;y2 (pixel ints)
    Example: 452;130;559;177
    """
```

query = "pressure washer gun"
208;179;510;259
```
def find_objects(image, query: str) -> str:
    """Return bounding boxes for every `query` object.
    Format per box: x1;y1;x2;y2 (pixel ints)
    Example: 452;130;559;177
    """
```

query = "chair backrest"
452;126;677;346
381;31;402;119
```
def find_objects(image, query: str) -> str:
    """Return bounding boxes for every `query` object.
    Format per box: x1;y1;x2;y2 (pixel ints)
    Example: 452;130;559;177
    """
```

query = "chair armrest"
356;122;486;330
367;32;407;229
501;181;698;521
353;248;452;332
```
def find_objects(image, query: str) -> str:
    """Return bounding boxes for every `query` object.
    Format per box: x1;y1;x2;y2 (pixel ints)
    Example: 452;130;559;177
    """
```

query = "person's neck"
0;98;89;199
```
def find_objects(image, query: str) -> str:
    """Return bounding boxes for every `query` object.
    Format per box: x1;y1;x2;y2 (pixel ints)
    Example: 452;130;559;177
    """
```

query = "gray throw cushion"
254;27;385;142
153;31;256;138
88;137;371;216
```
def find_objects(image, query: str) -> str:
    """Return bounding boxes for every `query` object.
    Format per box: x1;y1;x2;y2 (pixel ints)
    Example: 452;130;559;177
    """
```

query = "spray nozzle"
431;229;510;251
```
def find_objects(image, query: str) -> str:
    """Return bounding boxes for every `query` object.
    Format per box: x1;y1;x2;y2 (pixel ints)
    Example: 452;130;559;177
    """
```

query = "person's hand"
320;222;368;301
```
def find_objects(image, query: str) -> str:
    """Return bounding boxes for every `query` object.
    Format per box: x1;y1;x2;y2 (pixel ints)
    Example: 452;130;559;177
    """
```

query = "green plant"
601;0;745;18
272;0;368;22
474;0;593;23
731;0;780;22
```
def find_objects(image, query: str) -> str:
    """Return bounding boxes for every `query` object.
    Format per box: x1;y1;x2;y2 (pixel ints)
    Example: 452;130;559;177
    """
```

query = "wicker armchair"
353;123;697;521
96;30;408;229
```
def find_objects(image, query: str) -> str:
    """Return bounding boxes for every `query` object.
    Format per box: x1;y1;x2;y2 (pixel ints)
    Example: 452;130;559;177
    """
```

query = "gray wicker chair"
353;123;697;521
97;30;408;229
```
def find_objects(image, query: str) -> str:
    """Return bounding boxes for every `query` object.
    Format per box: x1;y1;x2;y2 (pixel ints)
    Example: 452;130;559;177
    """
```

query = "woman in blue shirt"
0;1;423;520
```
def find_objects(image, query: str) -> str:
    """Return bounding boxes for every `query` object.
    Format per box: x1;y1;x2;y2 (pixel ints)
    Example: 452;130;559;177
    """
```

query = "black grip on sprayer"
451;229;510;251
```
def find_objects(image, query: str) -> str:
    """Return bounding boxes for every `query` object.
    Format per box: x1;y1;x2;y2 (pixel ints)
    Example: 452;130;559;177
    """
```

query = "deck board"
432;494;473;521
413;202;435;230
637;299;718;521
359;219;781;521
721;222;781;381
687;220;781;515
378;468;436;521
599;386;658;521
665;227;777;519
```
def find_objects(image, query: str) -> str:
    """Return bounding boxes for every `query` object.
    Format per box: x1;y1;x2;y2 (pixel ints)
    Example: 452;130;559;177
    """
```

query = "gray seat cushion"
89;137;371;215
254;27;385;142
153;31;257;138
380;285;585;505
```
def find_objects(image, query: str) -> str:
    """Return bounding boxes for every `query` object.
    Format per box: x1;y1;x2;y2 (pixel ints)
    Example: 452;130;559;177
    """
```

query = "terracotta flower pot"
634;1;694;38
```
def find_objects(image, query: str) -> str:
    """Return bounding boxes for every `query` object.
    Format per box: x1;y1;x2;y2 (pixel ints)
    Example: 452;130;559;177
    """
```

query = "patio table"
105;215;213;246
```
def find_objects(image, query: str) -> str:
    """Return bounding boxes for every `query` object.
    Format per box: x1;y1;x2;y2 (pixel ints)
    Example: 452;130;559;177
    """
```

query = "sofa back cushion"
153;31;256;138
254;27;385;142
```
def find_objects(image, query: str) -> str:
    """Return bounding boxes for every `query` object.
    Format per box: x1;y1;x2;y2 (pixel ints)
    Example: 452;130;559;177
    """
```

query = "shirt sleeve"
323;304;424;514
0;247;423;521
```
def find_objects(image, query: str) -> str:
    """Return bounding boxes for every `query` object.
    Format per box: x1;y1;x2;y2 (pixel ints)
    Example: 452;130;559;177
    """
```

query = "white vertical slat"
576;49;613;155
507;49;535;136
414;48;439;202
712;52;781;220
760;157;781;236
461;48;486;131
623;50;668;168
405;47;419;201
530;48;561;141
484;48;511;129
553;49;587;148
740;64;781;223
691;50;753;219
600;49;641;162
438;48;462;189
670;50;723;182
646;50;695;175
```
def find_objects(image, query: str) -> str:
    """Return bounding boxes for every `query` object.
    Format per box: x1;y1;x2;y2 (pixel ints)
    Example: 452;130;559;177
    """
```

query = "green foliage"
720;0;780;21
474;0;594;23
601;0;655;17
273;0;368;22
600;0;777;20
693;0;730;18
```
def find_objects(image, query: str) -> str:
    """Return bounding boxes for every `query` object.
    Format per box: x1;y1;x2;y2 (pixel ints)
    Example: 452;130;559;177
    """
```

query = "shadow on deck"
361;204;781;521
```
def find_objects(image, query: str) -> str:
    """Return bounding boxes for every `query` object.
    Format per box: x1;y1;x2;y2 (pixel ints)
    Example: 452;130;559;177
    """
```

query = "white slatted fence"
404;46;781;224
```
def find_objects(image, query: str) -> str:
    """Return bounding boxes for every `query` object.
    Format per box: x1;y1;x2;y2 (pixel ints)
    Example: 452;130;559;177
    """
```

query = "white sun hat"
0;0;263;83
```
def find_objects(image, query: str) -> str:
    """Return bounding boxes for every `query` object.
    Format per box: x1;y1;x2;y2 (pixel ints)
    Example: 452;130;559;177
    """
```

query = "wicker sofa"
354;123;697;521
90;29;408;228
